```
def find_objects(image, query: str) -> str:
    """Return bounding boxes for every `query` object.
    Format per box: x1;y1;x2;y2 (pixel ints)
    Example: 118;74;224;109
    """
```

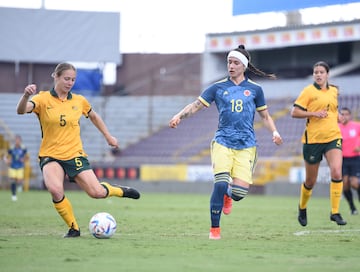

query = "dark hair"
51;62;76;78
313;61;330;73
340;107;351;114
313;61;339;89
233;45;276;79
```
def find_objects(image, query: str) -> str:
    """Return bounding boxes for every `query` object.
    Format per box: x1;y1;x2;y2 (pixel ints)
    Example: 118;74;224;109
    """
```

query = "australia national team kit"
30;88;91;160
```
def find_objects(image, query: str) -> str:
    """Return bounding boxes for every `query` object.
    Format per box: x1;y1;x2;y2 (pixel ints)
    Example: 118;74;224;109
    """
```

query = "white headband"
227;51;248;68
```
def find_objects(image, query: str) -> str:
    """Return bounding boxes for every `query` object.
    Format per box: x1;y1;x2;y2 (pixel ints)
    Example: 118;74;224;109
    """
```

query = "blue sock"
210;181;228;228
11;182;16;196
226;185;232;196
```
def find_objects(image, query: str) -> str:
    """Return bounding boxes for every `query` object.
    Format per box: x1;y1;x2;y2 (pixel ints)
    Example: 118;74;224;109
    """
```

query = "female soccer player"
291;61;346;226
7;134;28;201
16;63;140;238
169;45;283;240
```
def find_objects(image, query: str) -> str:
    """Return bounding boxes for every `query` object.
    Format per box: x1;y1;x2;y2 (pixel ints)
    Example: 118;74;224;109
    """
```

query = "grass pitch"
1;189;360;272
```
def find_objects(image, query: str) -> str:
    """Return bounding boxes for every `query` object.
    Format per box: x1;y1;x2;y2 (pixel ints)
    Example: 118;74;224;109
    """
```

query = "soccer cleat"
351;209;358;215
11;195;17;201
330;213;347;225
223;195;232;215
209;227;221;240
64;227;81;238
298;207;307;227
113;184;140;199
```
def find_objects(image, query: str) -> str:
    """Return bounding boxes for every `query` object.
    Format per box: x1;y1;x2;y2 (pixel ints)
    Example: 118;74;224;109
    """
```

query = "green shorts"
39;156;91;181
303;139;342;164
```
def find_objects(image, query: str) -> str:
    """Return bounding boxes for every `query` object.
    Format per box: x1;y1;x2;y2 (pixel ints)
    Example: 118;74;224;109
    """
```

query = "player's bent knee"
231;185;249;201
232;195;244;201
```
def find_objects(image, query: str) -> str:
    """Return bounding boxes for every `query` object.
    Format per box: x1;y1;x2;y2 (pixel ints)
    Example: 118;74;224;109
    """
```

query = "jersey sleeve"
81;95;92;117
30;91;46;114
293;87;310;110
254;85;267;111
198;84;218;107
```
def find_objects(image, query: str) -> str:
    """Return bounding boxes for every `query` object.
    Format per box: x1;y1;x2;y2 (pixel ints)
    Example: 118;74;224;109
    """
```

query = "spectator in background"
338;107;360;215
169;45;283;240
7;135;28;201
291;61;346;227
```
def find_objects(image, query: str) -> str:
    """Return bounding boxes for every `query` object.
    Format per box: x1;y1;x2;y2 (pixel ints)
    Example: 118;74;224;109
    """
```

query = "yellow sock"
53;196;79;230
100;182;124;197
299;183;312;210
330;180;343;214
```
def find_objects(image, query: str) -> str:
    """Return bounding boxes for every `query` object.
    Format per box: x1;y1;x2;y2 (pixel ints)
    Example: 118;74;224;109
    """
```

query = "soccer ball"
89;212;117;239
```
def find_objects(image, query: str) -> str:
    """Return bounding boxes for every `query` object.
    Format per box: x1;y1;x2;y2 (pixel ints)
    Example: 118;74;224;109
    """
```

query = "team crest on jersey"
223;90;229;95
244;90;251;96
72;106;78;110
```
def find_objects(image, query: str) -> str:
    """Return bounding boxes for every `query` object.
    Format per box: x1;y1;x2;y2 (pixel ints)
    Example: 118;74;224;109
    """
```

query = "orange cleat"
209;227;221;240
223;195;233;215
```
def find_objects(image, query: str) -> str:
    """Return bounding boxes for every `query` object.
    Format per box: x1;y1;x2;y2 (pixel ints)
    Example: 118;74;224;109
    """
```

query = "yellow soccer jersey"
294;83;341;144
30;89;91;160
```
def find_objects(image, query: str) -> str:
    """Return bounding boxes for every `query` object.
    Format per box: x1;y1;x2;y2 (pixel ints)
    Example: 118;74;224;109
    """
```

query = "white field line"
294;229;360;236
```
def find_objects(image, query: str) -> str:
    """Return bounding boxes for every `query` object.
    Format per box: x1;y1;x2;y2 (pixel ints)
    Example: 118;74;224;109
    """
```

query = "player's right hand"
169;116;180;128
24;84;37;96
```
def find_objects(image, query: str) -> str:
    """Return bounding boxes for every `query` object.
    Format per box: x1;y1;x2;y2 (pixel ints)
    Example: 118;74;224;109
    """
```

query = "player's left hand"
272;131;283;145
107;135;119;148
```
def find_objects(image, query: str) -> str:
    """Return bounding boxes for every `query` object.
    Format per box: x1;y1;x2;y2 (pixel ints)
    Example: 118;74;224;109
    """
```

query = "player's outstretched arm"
88;110;119;148
169;99;204;128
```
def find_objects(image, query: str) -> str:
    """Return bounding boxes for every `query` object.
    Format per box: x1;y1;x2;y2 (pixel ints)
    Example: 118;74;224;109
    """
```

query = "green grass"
1;189;360;272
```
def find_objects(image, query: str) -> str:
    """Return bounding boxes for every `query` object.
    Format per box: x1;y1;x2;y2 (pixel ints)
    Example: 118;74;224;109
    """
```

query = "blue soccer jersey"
198;77;267;150
8;145;27;169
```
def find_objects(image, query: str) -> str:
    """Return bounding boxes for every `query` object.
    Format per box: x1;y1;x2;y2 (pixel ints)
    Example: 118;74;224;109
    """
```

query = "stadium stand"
0;94;196;186
116;97;305;165
113;92;360;184
2;91;360;186
0;94;41;187
118;103;218;165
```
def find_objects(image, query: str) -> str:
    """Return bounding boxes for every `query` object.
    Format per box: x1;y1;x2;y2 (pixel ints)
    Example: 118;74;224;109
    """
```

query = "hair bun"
238;45;245;49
